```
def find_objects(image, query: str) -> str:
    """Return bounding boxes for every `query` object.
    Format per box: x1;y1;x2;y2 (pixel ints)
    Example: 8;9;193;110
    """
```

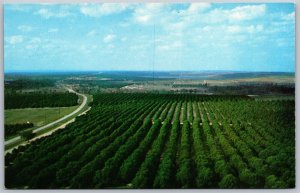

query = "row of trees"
5;123;34;137
6;97;159;188
206;100;294;188
94;104;164;187
5;79;55;90
5;92;78;109
131;103;176;188
5;93;295;188
153;102;182;188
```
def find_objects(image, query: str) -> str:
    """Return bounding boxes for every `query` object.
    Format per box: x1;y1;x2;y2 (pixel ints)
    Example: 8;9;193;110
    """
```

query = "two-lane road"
4;87;88;147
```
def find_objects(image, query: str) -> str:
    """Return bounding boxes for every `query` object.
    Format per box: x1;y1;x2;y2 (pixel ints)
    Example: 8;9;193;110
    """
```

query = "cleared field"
5;93;91;151
5;94;294;189
5;106;78;128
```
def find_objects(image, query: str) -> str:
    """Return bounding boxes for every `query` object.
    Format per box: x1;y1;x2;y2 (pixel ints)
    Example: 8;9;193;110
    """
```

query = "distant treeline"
5;123;34;137
64;79;130;88
172;84;207;88
5;92;78;109
5;79;55;90
209;84;295;95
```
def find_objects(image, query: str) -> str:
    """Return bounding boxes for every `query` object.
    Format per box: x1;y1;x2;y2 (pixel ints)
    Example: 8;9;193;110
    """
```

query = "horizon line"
4;70;295;74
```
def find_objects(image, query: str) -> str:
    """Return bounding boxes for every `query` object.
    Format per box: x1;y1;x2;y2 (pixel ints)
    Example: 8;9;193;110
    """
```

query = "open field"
5;106;78;127
4;71;294;96
4;89;92;150
5;106;78;141
5;93;295;189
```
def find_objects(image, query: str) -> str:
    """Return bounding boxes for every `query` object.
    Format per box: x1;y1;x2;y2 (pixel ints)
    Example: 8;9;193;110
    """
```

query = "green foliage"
265;175;287;188
19;130;35;140
176;121;193;188
4;94;295;189
219;174;238;188
5;92;78;109
5;79;55;90
5;122;34;137
153;120;179;188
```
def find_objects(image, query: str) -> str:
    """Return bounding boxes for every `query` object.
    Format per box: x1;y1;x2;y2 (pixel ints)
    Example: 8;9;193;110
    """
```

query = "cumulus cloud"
103;34;116;43
227;24;264;34
282;11;295;21
201;4;266;24
6;4;32;12
34;7;71;19
226;25;241;33
136;15;151;23
80;3;130;17
133;3;167;24
5;35;24;44
18;25;32;32
128;3;269;53
186;3;211;14
136;3;268;40
228;4;266;21
157;40;182;51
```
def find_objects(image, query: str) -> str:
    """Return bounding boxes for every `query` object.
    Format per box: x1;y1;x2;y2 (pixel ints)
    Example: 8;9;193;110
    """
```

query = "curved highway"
4;87;88;147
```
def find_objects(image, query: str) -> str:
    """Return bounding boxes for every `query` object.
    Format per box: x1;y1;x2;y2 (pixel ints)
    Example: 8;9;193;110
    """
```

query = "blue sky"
4;3;295;72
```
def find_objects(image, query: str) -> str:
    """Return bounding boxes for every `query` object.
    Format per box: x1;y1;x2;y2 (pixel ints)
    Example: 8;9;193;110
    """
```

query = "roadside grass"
5;106;79;126
5;106;78;140
34;94;92;137
5;93;93;151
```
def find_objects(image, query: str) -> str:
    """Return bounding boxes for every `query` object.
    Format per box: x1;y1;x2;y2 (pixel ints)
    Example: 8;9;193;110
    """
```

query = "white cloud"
157;40;182;51
18;25;32;32
7;4;31;12
227;24;264;34
250;24;264;33
186;3;211;14
204;4;266;23
136;15;151;24
80;3;130;17
227;25;241;33
34;8;71;19
282;12;295;21
133;3;167;24
228;4;266;21
48;28;59;33
103;34;116;43
5;35;24;44
158;3;266;37
167;22;186;32
35;8;52;18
